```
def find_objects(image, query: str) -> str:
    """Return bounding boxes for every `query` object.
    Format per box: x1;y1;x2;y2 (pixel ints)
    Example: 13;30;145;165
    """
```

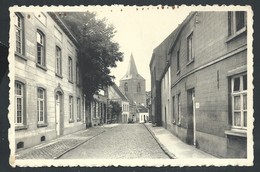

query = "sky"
87;6;190;91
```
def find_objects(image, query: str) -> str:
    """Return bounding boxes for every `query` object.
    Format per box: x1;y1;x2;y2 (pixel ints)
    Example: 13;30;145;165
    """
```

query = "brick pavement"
15;126;115;159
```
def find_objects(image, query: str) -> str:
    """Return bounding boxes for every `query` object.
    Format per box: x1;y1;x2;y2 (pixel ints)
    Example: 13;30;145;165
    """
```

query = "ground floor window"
15;81;25;125
177;93;181;124
37;87;46;124
231;73;247;129
77;98;81;121
69;96;74;121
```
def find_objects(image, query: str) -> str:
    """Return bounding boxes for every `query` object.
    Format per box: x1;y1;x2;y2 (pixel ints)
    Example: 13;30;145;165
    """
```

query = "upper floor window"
37;31;45;67
137;83;141;92
177;50;180;72
228;11;247;36
68;57;73;82
231;73;247;129
76;64;80;85
187;33;194;62
56;46;62;76
124;82;128;92
15;13;23;55
37;88;46;124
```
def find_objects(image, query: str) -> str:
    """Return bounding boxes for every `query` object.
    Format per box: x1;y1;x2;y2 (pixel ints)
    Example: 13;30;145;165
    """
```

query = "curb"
143;124;177;159
54;130;106;159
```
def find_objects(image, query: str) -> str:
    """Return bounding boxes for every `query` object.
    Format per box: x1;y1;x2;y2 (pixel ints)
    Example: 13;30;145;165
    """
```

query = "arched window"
37;30;45;66
56;46;62;75
37;88;46;123
124;82;128;92
137;82;141;92
15;13;24;55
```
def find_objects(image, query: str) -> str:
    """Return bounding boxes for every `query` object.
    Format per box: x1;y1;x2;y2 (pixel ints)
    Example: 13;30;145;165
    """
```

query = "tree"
59;12;123;101
110;101;122;123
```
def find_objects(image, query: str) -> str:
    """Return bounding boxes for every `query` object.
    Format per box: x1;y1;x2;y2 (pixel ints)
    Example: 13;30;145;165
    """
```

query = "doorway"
55;92;62;136
187;88;195;145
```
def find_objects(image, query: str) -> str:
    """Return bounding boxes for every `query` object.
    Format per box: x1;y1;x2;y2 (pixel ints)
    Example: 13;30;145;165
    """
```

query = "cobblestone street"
60;124;169;159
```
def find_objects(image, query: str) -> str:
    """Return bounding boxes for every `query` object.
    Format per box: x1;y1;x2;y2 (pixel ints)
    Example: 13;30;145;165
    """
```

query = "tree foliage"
110;101;122;122
59;12;123;101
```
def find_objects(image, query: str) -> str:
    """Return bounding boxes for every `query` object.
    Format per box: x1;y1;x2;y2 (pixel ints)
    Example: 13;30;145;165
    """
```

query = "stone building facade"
119;54;146;120
150;11;248;158
12;12;86;151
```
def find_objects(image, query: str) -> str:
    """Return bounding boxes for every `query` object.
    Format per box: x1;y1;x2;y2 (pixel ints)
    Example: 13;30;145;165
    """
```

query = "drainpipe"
193;94;196;147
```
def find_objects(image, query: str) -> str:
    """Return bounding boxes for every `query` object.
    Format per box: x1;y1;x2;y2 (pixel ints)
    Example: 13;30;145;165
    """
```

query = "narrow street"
60;124;169;159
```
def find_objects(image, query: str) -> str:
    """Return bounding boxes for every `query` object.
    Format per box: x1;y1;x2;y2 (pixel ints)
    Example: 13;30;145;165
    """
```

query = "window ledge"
69;119;74;123
68;80;74;84
77;119;81;122
56;73;63;79
36;63;47;71
226;27;247;43
172;121;176;125
15;125;28;131
177;122;181;127
37;123;48;128
15;52;27;61
186;59;195;66
225;129;247;138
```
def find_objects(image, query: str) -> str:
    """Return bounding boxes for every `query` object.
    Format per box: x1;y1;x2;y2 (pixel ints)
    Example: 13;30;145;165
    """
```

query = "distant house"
108;83;130;123
136;105;149;123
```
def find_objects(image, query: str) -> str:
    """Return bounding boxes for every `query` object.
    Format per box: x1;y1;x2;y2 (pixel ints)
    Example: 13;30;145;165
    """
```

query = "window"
37;88;45;124
15;13;23;55
69;96;74;121
231;74;247;129
228;11;247;36
37;31;45;66
172;96;175;123
76;65;80;85
68;57;73;82
177;50;180;72
77;98;81;121
187;33;193;62
177;93;181;124
124;82;128;92
56;46;62;76
15;82;24;125
137;83;141;92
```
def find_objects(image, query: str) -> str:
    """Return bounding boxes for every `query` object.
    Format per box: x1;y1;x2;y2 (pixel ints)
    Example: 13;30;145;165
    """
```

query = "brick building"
150;11;249;158
12;12;86;151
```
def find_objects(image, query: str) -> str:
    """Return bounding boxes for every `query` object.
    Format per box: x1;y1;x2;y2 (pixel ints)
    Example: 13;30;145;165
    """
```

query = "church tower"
119;53;146;107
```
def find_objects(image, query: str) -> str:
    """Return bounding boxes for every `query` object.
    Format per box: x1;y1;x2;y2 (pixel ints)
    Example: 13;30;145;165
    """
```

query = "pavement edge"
143;123;177;159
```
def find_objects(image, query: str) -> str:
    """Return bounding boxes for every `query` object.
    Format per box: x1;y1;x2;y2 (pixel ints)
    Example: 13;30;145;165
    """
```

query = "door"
187;89;195;145
55;93;61;136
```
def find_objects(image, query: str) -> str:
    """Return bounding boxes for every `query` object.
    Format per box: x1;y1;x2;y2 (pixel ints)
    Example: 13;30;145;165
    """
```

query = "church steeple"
120;53;145;80
126;53;138;77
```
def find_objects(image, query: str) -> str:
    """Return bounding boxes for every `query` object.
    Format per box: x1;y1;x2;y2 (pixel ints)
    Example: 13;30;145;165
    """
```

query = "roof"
121;53;145;81
136;105;148;113
111;83;129;102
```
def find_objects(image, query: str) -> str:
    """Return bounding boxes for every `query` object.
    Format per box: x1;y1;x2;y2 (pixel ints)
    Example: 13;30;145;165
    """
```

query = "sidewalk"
144;123;217;159
16;124;119;159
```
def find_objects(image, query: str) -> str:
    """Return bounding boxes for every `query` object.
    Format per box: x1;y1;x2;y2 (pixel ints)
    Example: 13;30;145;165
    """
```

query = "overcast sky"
88;6;190;91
